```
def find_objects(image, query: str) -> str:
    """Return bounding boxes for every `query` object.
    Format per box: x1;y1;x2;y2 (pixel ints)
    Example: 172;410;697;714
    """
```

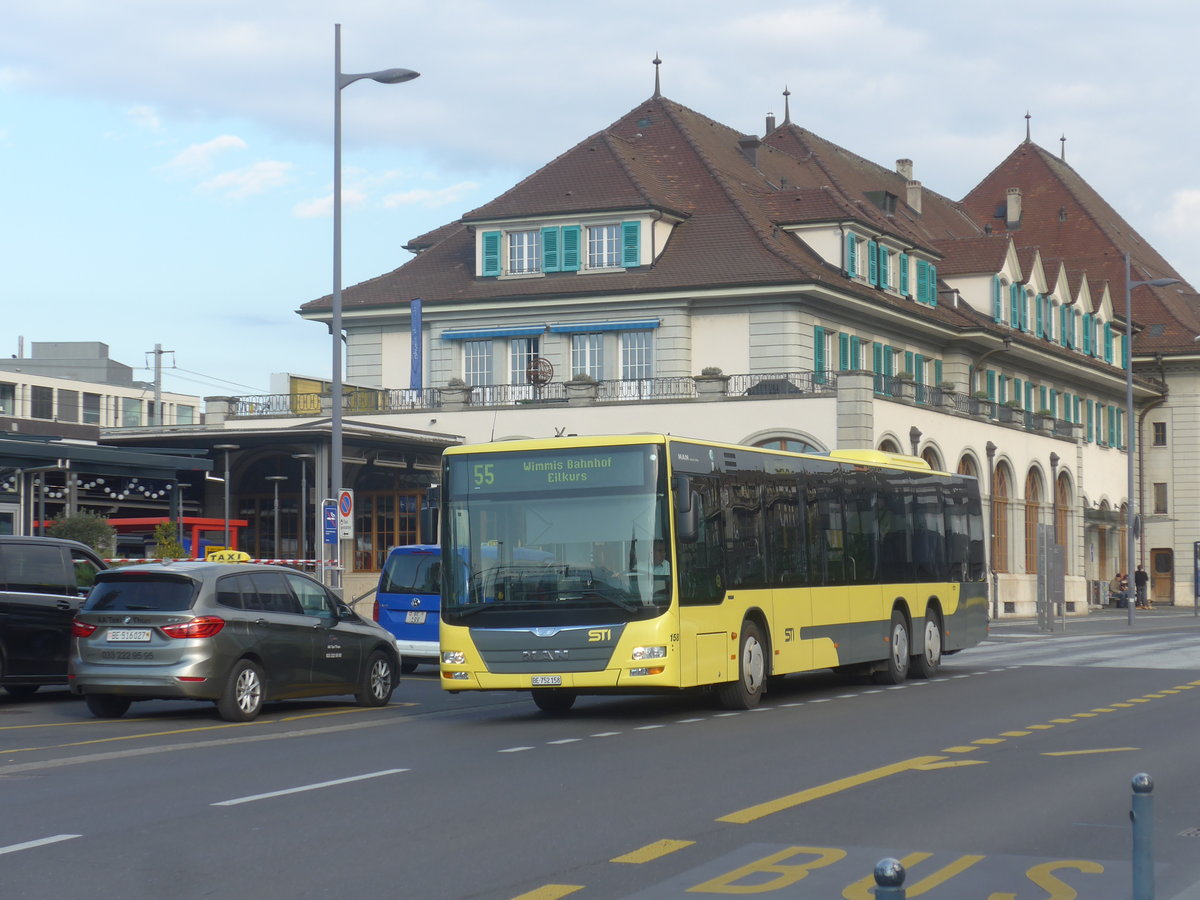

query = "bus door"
806;475;850;670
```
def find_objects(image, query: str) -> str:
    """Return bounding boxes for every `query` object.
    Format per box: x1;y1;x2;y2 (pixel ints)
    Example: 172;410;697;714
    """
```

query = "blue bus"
374;545;441;673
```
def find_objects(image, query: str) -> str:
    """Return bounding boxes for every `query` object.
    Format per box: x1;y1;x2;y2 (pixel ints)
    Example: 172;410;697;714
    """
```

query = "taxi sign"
207;550;252;563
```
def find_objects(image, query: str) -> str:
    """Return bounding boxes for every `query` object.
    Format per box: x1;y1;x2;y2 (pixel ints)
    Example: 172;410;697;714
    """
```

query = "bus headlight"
631;646;666;661
630;667;665;677
442;650;466;665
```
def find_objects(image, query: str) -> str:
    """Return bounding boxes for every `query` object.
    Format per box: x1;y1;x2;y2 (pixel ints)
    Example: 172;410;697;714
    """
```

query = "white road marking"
0;834;81;855
498;747;534;753
212;768;409;806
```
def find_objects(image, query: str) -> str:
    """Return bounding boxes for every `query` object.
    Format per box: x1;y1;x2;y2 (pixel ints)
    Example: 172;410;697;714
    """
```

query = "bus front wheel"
532;689;576;715
872;610;911;685
716;621;767;709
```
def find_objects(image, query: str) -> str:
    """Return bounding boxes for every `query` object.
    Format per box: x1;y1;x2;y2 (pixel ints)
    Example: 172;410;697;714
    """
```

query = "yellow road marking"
1042;748;1140;756
1126;698;1151;704
510;885;583;900
916;760;989;769
1049;718;1076;724
1143;693;1166;698
1000;730;1031;737
942;745;980;753
1111;702;1135;708
1091;708;1115;713
1160;689;1181;694
611;839;694;863
1071;713;1097;718
972;738;1005;745
1025;724;1054;730
716;756;946;824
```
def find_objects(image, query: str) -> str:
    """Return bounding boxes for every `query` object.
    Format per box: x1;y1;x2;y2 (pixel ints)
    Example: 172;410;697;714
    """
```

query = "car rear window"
85;573;198;612
380;552;440;594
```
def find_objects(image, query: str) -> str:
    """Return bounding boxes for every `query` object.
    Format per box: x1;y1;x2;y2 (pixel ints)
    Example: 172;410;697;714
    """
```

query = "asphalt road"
3;612;1200;899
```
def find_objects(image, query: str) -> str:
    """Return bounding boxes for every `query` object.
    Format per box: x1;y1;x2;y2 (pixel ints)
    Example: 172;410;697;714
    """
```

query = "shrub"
153;521;186;559
46;512;116;555
699;366;724;377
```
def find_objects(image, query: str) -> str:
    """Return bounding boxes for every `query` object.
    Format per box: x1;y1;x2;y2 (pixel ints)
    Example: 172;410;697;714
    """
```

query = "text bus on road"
438;434;988;713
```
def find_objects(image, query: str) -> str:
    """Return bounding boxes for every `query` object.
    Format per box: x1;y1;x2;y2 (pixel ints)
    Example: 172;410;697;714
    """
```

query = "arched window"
993;463;1012;572
756;437;820;454
957;456;979;480
921;447;943;471
878;438;902;454
1024;470;1044;574
1055;472;1071;572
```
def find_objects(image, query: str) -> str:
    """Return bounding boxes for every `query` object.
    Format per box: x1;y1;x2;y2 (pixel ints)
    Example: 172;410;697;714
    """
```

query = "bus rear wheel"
531;689;576;715
716;621;767;709
910;613;942;679
872;610;910;685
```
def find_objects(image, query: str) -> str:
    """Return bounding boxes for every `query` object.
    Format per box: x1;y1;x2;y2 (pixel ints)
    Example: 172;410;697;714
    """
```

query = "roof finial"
652;53;662;98
1060;133;1067;161
782;86;792;126
1024;111;1031;143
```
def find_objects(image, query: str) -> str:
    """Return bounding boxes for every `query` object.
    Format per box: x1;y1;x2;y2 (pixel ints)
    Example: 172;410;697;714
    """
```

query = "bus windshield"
442;444;670;626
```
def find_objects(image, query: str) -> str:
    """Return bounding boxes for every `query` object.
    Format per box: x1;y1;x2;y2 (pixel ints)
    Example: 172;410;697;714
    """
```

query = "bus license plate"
532;676;562;686
404;611;426;624
106;629;152;642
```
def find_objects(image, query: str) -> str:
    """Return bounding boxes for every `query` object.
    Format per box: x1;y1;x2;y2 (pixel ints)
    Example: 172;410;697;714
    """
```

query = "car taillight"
372;598;380;621
72;619;97;638
161;616;226;639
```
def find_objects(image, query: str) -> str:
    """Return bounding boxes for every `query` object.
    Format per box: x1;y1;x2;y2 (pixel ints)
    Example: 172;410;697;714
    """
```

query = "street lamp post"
214;444;239;551
331;24;419;580
292;453;315;564
266;475;288;560
1124;252;1180;626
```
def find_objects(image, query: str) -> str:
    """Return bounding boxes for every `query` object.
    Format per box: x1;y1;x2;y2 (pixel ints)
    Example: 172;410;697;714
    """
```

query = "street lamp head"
370;67;420;85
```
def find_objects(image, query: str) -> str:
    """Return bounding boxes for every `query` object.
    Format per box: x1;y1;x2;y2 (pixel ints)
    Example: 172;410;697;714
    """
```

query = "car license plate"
531;675;562;686
404;611;426;624
106;628;152;642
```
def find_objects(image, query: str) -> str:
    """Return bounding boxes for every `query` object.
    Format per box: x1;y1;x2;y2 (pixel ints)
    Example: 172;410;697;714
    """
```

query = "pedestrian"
1109;571;1129;608
1134;565;1150;609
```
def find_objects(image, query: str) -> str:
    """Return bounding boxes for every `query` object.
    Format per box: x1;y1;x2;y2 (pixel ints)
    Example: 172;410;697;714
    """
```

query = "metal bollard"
874;858;906;899
1131;772;1154;900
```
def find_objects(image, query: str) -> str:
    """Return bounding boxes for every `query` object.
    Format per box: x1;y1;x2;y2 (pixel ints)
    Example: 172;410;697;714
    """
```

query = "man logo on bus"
523;650;568;661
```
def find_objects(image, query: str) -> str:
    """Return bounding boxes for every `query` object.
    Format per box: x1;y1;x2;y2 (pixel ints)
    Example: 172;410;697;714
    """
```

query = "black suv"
0;536;107;697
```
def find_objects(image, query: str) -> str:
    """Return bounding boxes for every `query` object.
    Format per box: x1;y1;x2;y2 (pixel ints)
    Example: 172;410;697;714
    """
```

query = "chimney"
765;112;776;133
738;135;761;167
906;180;922;215
896;159;913;180
1006;188;1023;229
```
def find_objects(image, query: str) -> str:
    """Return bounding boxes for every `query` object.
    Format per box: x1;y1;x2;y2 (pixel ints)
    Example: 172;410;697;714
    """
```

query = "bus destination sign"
456;449;648;494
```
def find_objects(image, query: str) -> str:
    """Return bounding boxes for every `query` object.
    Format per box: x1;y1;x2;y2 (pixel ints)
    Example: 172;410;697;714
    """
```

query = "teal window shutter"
1038;386;1047;411
867;241;879;286
914;354;925;383
838;332;850;370
1082;314;1092;354
1058;304;1067;346
814;326;826;374
621;221;640;268
934;359;943;386
1035;294;1044;338
541;226;560;273
1013;378;1022;407
873;341;883;373
998;376;1007;404
1073;395;1081;424
1086;400;1094;442
1103;323;1113;363
986;369;996;401
878;247;889;289
904;350;914;375
850;336;863;369
561;225;581;271
1024;382;1033;410
847;233;858;276
917;261;929;304
883;345;895;377
927;265;938;305
481;230;502;276
993;276;1003;322
900;253;910;295
1050;390;1058;417
1074;310;1081;350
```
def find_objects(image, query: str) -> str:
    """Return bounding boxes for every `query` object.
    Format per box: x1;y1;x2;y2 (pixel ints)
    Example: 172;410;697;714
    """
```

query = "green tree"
46;512;116;555
153;521;186;559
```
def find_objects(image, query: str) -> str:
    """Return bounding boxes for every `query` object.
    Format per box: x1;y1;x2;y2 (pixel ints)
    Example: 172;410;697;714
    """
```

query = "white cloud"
126;105;161;131
198;160;292;198
382;182;480;210
1161;189;1200;233
293;188;365;219
161;135;247;176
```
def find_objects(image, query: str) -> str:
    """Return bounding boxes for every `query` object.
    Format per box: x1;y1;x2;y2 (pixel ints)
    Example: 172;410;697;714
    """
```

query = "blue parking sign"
323;501;338;545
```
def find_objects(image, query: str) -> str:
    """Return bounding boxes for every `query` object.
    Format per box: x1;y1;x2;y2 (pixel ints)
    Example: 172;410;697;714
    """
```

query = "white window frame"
570;333;604;379
587;224;621;270
463;340;494;386
507;230;541;275
620;331;653;381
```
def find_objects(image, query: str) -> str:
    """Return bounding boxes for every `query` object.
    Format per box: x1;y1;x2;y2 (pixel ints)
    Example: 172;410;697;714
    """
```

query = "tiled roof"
961;142;1200;351
934;235;1012;276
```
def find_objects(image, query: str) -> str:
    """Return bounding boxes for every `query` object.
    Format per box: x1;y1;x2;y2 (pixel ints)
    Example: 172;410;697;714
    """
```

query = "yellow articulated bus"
439;434;988;713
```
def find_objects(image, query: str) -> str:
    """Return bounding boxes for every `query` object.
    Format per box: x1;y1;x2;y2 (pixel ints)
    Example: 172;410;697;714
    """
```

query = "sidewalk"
987;603;1200;638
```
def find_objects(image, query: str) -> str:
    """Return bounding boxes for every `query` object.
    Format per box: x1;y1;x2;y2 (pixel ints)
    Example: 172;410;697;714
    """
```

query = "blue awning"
439;325;546;341
548;319;660;334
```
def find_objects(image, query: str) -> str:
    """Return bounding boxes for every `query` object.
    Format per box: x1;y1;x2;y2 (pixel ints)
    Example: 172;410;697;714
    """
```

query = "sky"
4;0;1199;399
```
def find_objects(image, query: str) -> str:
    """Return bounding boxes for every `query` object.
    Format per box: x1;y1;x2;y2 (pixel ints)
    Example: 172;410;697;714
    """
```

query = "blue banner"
410;297;423;391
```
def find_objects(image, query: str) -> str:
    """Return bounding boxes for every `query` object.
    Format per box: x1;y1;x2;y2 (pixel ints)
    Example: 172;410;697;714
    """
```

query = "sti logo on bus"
588;629;612;642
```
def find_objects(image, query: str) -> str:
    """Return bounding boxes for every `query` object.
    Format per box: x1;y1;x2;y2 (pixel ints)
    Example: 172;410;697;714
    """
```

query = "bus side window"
678;476;724;605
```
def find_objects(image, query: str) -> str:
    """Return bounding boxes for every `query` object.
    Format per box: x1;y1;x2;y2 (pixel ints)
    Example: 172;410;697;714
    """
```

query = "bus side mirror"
675;476;700;544
420;507;439;544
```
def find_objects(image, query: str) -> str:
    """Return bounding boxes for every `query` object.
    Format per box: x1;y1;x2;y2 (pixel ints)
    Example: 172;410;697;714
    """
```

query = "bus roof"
442;435;940;474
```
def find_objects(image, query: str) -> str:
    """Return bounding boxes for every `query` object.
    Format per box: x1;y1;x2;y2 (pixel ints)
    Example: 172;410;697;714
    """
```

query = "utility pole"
146;344;172;426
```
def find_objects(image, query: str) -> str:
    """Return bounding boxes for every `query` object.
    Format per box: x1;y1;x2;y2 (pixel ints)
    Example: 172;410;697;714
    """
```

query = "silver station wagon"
69;562;399;721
